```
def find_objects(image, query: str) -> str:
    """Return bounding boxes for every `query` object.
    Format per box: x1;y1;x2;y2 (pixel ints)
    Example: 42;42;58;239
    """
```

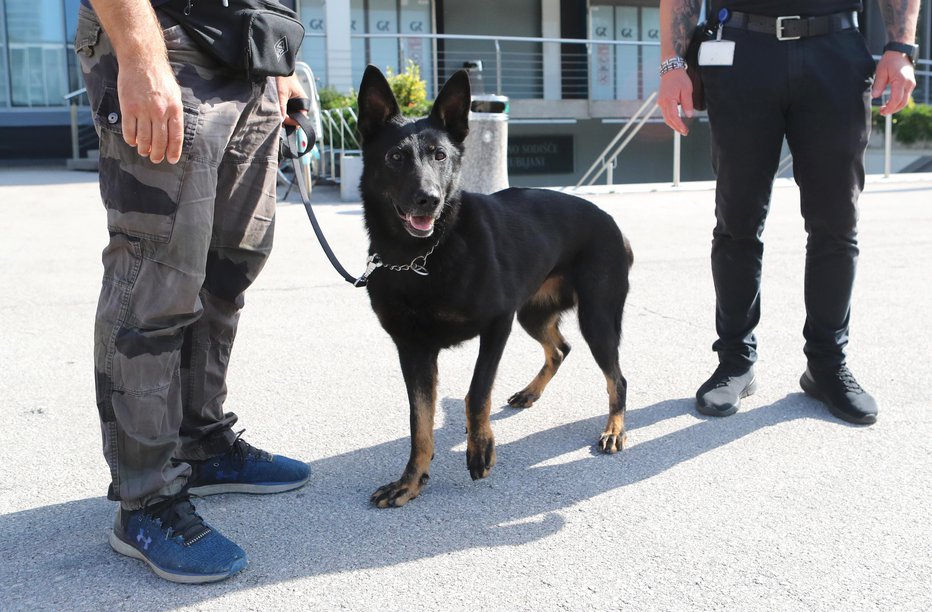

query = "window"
4;0;71;106
590;3;660;101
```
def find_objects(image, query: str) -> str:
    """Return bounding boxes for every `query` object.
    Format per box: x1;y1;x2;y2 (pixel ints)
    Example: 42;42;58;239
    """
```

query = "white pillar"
325;1;353;92
542;0;562;100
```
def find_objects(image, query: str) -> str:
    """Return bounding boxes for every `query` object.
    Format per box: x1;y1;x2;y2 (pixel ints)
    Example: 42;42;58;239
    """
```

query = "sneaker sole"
109;531;246;584
187;476;310;497
696;378;757;417
799;374;877;425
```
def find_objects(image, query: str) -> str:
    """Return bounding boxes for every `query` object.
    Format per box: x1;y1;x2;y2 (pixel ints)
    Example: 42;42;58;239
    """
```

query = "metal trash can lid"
470;94;508;115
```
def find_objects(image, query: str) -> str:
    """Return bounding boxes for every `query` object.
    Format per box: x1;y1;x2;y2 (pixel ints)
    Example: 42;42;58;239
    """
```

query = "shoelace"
230;430;272;469
144;490;211;546
836;367;864;394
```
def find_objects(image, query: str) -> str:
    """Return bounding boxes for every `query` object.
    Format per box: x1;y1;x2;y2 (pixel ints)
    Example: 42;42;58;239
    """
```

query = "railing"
317;107;360;183
63;87;98;168
577;93;658;187
331;32;660;101
579;57;931;187
333;33;932;106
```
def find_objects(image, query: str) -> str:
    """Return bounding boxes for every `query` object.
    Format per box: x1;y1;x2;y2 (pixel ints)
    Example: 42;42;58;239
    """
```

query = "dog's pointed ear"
357;65;401;141
429;70;471;143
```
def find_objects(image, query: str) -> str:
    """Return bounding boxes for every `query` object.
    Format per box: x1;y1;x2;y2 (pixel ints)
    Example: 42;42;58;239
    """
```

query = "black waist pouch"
160;0;305;80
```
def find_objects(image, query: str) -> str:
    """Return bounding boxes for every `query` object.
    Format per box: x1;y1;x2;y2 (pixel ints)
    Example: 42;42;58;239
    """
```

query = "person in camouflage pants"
76;0;310;583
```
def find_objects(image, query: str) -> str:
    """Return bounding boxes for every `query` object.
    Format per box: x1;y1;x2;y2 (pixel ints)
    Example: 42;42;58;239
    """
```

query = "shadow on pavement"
1;394;834;607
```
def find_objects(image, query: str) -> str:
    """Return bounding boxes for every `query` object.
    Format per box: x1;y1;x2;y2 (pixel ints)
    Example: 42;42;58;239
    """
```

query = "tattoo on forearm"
670;0;702;57
879;0;919;43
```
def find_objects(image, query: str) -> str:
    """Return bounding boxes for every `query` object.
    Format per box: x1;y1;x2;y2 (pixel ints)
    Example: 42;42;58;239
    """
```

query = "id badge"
698;40;736;66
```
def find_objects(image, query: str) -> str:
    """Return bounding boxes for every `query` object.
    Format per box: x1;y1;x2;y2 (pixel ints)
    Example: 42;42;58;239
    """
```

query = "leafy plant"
315;62;433;148
872;100;932;145
385;61;432;117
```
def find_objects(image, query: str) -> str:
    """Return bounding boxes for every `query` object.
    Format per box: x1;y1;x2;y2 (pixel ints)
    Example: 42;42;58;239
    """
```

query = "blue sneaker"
186;433;310;496
109;493;247;584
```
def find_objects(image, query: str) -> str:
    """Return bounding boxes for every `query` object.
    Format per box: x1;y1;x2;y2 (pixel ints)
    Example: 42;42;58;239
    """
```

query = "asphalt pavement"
1;167;930;610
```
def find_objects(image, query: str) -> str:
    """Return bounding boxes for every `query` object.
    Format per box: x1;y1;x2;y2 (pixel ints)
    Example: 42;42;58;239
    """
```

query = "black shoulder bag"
159;0;305;80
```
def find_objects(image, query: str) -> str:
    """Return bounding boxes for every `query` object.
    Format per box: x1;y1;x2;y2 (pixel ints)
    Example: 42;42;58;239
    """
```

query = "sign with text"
508;135;574;175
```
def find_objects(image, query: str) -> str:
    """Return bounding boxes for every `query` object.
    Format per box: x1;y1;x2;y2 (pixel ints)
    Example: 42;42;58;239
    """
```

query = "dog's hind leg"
508;304;572;408
466;315;513;480
371;345;439;508
576;280;628;454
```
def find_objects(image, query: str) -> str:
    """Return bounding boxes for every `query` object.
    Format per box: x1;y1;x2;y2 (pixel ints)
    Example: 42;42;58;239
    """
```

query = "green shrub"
315;62;432;148
873;100;932;145
385;61;431;117
318;87;356;112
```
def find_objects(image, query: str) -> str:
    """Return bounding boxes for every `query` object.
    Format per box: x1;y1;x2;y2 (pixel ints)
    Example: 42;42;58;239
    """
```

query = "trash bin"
461;94;509;194
462;60;485;94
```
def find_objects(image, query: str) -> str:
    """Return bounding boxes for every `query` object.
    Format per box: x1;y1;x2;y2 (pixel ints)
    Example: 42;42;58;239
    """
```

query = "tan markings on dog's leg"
528;276;564;307
508;316;568;408
599;373;626;454
466;396;496;480
372;386;436;508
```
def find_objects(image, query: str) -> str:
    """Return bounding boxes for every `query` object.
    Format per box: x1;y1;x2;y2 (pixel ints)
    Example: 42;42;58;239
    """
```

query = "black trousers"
701;26;876;371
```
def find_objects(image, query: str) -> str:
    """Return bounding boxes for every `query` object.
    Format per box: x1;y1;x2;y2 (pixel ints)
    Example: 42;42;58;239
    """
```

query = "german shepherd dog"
357;66;633;507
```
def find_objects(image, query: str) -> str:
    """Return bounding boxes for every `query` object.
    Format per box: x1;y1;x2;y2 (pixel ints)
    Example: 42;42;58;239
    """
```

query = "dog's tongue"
407;214;435;231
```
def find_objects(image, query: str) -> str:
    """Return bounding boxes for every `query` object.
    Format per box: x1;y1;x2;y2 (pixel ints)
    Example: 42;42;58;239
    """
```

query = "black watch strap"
883;41;919;64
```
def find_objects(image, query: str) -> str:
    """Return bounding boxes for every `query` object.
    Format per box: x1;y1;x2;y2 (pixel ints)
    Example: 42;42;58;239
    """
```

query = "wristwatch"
883;42;919;65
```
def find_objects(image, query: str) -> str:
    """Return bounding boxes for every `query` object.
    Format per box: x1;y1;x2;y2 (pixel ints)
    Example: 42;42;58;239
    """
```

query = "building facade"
1;0;929;183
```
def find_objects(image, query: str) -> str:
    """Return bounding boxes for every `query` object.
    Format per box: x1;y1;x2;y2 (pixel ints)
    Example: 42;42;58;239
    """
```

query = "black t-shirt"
711;1;863;18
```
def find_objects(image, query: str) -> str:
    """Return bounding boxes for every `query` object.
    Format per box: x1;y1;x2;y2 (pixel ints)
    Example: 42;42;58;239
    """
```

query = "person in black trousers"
658;0;919;424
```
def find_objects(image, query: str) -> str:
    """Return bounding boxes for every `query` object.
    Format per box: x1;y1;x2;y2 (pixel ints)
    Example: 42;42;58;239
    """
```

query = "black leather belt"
726;11;858;40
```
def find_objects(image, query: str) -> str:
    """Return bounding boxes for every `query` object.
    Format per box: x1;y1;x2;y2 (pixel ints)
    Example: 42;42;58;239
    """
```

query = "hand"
116;57;184;164
872;51;917;116
276;74;309;126
658;67;694;136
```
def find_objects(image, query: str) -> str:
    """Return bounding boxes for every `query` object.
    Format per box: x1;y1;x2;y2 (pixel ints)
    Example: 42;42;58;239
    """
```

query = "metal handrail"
318;108;361;182
576;92;658;187
64;87;87;101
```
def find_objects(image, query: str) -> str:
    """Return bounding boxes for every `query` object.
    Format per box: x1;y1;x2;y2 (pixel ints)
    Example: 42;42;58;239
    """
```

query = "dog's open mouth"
395;204;437;238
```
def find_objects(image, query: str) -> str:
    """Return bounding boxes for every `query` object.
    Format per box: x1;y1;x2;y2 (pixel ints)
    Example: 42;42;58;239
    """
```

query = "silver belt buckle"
776;15;801;41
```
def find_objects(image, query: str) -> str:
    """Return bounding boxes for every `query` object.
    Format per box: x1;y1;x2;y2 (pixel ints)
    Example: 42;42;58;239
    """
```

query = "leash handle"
282;97;316;159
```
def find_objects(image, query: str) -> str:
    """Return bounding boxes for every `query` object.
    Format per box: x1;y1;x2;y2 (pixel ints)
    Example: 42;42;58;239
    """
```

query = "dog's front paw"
507;389;540;408
466;431;497;480
598;430;627;454
371;473;429;508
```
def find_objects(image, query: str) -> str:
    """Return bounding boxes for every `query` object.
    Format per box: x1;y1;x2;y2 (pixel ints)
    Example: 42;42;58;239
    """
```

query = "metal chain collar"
354;241;440;287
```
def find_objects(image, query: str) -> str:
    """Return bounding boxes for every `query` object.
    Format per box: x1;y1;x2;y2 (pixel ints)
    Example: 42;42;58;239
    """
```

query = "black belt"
726;11;858;40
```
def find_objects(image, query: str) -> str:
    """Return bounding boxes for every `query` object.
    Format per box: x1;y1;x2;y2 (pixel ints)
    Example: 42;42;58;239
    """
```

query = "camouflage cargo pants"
76;6;282;508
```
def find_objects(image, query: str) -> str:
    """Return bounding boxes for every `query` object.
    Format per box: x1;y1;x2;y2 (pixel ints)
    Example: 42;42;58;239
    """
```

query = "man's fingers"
149;116;169;164
885;81;910;115
680;94;695;120
660;102;688;136
123;114;138;148
871;67;889;100
136;119;153;157
165;111;184;165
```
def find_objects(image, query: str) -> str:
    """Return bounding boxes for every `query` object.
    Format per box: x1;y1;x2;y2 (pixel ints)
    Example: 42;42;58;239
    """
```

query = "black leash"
283;98;369;288
283;99;437;288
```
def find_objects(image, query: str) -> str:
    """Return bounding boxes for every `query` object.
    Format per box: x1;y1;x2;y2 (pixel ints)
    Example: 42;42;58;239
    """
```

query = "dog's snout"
415;189;441;209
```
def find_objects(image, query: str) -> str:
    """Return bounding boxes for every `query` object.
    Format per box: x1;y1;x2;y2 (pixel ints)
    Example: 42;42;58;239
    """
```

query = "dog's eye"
434;150;447;161
388;151;403;163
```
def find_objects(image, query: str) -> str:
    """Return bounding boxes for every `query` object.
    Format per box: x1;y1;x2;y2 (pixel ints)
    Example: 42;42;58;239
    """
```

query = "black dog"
357;66;633;508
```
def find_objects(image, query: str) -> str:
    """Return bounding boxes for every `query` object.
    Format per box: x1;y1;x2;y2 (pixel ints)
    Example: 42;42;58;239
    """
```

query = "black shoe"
696;364;757;417
800;365;877;425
